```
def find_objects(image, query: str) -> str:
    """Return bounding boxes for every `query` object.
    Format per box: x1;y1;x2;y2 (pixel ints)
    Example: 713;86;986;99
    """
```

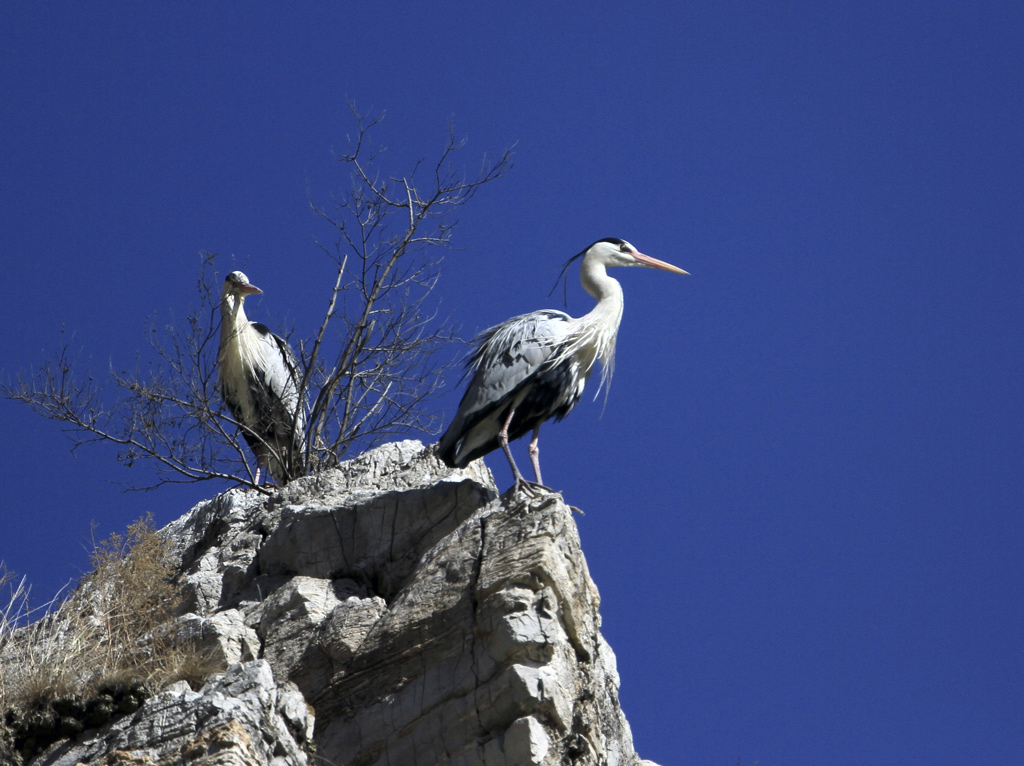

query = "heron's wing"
438;310;571;465
250;323;307;438
461;309;571;413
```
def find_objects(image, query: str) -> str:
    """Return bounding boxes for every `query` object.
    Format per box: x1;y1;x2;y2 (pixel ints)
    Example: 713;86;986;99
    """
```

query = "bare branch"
1;111;512;489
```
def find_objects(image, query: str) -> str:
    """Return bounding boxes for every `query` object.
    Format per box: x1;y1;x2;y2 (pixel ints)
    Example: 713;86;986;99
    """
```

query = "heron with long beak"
437;238;687;493
218;270;306;483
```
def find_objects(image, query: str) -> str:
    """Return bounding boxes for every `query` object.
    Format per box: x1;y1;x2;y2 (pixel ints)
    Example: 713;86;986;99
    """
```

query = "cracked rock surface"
34;661;312;766
25;440;657;766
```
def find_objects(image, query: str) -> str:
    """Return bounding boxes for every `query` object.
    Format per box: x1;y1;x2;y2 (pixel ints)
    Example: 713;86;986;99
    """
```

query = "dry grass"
0;515;214;715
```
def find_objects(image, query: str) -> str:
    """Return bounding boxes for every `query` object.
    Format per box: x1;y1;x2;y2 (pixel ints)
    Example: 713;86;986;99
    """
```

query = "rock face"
37;661;313;766
25;441;656;766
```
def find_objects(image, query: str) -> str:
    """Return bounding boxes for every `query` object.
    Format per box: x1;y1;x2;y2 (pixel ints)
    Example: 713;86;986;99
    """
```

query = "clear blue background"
2;4;1022;764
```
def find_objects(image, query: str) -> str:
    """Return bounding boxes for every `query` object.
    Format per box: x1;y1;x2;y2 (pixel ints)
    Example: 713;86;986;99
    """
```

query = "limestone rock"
12;441;658;766
163;608;261;670
33;661;310;766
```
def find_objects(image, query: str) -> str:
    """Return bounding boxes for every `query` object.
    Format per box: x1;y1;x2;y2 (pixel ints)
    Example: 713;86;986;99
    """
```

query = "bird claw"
512;478;552;496
504;480;583;515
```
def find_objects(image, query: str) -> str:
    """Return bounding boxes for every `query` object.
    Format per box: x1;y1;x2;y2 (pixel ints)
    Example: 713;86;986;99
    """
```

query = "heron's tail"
436;419;465;468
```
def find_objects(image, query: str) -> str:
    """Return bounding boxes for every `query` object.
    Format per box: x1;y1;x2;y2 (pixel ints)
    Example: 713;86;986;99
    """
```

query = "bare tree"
2;110;512;493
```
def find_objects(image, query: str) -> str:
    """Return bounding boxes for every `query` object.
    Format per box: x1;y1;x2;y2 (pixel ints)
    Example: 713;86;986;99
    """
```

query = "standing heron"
437;238;687;492
218;270;306;484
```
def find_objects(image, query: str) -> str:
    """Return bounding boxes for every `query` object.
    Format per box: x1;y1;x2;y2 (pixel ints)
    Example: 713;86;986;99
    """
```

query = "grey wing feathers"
437;310;571;466
460;310;570;414
243;325;306;484
269;333;305;431
251;324;306;437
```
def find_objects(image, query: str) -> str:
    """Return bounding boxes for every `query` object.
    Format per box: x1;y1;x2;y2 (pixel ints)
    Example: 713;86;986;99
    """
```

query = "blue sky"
2;3;1022;763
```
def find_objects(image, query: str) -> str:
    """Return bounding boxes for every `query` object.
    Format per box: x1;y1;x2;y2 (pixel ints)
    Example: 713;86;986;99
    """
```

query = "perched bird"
218;271;306;484
437;238;687;492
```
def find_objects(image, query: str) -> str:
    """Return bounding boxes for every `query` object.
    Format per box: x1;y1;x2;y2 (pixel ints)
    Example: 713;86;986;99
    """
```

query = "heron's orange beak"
240;283;263;295
633;252;689;275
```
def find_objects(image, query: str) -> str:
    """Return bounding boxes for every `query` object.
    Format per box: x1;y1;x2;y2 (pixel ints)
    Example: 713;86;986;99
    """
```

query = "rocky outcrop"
21;441;657;766
37;661;312;766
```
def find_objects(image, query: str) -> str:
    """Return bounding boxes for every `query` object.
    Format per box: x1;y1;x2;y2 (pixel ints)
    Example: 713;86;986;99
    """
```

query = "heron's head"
222;271;264;299
551;238;689;302
584;238;689;273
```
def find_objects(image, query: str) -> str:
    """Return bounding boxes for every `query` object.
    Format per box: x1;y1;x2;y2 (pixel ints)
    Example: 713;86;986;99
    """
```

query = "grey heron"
437;238;687;493
218;270;306;484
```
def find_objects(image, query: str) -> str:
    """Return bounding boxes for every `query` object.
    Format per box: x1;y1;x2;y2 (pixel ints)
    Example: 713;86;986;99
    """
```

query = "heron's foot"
524;479;555;496
503;479;583;514
507;477;554;498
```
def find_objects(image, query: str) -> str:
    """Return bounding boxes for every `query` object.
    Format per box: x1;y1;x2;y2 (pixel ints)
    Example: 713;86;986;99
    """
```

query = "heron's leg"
499;405;529;489
497;408;551;498
528;425;543;485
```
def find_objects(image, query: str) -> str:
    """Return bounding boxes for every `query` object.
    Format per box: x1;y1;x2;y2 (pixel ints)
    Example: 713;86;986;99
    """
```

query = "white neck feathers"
562;255;625;401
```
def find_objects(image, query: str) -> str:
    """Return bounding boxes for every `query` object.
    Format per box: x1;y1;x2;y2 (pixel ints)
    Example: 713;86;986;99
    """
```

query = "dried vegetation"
0;515;215;762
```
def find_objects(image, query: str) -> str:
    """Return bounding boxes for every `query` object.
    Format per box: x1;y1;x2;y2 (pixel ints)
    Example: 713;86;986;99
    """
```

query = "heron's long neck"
220;293;249;344
579;256;624;327
570;257;624;398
